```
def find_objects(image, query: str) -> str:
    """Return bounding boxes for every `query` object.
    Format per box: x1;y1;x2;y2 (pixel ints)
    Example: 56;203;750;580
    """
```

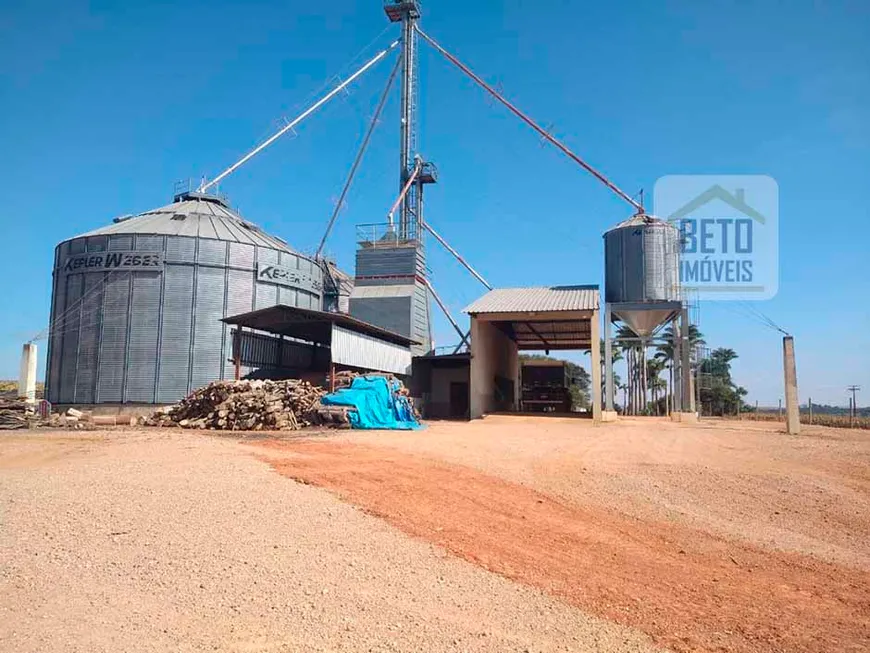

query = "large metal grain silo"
45;191;323;405
603;213;681;336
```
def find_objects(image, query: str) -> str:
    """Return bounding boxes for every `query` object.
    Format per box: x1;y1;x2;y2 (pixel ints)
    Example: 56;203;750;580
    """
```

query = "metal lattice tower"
385;1;435;240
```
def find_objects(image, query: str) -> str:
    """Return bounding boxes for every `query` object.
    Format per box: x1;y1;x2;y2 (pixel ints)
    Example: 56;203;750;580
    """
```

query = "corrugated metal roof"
463;286;599;314
75;193;294;252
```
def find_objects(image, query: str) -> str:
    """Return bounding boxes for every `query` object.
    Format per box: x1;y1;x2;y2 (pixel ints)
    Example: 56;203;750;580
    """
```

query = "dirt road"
2;417;868;652
255;417;870;653
0;429;660;653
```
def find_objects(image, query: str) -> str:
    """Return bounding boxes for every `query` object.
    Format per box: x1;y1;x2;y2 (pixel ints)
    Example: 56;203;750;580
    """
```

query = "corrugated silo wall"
604;225;681;304
45;234;322;404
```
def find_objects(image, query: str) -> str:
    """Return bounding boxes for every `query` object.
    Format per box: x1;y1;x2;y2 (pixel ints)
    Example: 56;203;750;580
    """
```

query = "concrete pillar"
469;316;486;419
679;307;696;419
783;335;800;435
590;309;602;424
604;304;614;412
469;317;517;418
18;342;38;404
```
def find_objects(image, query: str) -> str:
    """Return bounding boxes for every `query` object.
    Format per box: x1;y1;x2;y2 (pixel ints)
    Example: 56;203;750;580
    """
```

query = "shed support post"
591;309;602;424
233;329;241;381
330;363;336;393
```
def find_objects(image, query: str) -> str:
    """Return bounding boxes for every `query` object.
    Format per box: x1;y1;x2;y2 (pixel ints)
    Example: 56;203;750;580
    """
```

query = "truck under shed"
222;305;418;384
463;286;601;422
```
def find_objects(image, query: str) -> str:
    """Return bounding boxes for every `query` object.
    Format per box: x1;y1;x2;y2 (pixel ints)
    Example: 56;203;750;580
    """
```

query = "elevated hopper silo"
602;213;692;416
604;213;681;337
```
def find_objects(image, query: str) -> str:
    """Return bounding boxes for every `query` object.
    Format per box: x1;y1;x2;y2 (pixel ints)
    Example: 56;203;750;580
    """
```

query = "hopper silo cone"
604;213;682;336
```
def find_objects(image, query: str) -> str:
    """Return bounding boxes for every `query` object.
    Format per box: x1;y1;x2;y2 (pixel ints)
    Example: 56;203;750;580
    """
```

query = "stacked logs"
0;400;32;430
145;379;351;431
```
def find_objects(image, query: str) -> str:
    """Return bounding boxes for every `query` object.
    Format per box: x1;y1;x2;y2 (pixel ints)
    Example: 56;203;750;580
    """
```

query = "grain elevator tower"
349;0;436;355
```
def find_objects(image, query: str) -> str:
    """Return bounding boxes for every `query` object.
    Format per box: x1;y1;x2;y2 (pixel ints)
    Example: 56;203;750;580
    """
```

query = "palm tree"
655;323;705;413
647;357;667;415
616;325;647;415
595;338;624;408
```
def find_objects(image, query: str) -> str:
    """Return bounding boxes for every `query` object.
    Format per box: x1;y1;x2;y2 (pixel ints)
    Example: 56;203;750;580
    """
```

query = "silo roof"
606;212;676;231
75;192;294;252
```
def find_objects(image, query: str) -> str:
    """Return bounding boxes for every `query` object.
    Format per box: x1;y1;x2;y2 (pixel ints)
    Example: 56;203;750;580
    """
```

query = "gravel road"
336;415;870;568
0;429;661;653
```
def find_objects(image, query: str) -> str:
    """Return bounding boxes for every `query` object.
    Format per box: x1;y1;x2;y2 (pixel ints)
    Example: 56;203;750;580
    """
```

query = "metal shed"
463;285;602;422
223;304;418;380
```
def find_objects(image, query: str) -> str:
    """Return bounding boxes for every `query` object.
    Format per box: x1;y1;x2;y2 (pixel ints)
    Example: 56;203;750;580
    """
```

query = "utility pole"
782;335;800;434
847;385;861;428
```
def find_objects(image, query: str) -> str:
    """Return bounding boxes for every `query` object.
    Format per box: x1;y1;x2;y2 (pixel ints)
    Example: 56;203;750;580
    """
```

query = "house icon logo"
654;175;779;301
665;184;766;225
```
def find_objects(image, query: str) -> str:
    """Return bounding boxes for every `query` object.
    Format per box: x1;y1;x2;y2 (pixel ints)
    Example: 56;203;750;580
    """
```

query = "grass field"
736;410;870;429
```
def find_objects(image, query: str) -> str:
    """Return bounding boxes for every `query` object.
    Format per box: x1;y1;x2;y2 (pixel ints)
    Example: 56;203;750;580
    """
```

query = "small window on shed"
171;213;186;221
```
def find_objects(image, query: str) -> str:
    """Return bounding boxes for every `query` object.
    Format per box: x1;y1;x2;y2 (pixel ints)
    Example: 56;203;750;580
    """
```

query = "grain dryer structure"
45;191;323;405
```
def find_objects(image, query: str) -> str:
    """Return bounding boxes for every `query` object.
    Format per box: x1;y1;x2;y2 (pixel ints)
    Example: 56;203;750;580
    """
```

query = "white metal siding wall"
330;325;411;376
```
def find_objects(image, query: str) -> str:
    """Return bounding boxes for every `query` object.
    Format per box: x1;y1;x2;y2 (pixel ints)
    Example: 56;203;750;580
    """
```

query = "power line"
415;26;644;214
31;269;134;342
316;55;401;257
198;38;400;193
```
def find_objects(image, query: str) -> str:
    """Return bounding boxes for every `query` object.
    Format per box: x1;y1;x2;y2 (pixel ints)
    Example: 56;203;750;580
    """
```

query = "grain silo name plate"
60;251;164;274
257;263;322;292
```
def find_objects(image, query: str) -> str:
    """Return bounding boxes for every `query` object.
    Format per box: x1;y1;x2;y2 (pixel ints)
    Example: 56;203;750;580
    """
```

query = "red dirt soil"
254;440;870;653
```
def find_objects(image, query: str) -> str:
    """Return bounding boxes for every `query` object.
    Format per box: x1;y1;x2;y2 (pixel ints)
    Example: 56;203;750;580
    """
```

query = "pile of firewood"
333;369;405;391
0;400;32;430
144;379;351;431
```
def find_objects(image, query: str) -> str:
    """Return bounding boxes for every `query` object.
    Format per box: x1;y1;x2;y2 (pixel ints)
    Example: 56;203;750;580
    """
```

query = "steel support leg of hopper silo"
679;306;697;422
602;304;618;422
670;316;682;421
783;335;801;435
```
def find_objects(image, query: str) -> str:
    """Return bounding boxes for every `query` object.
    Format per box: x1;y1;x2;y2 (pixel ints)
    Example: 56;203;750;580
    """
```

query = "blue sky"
1;0;867;406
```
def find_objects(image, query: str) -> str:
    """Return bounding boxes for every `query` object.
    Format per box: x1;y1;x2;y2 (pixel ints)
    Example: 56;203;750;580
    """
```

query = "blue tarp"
321;375;422;430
